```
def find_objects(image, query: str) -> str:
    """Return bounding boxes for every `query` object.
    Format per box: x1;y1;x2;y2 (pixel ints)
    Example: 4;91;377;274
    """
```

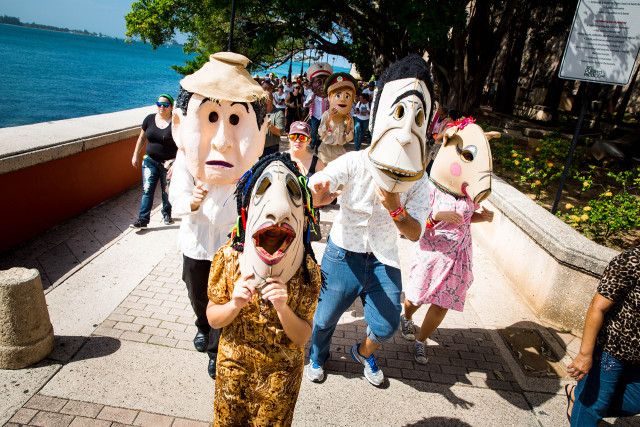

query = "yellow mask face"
430;122;495;203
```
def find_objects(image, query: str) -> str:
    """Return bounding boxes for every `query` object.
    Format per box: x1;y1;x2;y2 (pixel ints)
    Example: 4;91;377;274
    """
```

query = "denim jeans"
353;117;369;151
138;155;171;223
309;237;402;365
309;116;321;151
571;346;640;426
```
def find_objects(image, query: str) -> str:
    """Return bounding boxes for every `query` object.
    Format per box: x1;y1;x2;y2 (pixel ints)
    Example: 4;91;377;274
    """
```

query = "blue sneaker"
350;343;384;386
306;361;325;382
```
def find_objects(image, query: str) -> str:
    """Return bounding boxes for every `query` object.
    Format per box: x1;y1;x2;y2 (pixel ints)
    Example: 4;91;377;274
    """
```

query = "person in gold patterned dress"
206;153;322;426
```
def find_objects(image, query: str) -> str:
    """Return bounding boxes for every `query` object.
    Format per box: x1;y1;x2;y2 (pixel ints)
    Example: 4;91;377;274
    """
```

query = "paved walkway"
1;180;637;426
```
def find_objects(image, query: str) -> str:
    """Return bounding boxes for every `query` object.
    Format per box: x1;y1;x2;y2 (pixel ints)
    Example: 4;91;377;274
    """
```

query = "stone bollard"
0;268;54;369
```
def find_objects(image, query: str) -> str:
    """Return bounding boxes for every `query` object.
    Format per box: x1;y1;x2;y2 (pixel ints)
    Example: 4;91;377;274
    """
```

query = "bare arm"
567;293;614;381
131;129;147;168
206;274;256;329
471;207;494;223
261;277;312;346
376;186;422;241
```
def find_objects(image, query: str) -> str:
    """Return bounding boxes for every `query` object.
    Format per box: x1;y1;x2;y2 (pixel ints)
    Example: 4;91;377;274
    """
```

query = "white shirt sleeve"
168;150;198;217
303;92;314;108
308;151;353;194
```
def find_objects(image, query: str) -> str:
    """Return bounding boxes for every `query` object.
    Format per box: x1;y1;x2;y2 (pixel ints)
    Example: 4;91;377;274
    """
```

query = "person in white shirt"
169;52;268;379
362;81;375;97
303;62;333;152
273;85;287;110
353;93;371;151
305;55;434;387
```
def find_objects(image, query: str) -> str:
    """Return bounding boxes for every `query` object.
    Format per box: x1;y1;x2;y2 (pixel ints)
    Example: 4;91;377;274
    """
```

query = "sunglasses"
289;134;309;142
156;102;171;108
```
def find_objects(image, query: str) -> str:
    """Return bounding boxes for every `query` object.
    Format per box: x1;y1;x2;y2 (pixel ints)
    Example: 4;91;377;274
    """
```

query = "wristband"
389;206;404;217
425;212;440;229
390;206;406;221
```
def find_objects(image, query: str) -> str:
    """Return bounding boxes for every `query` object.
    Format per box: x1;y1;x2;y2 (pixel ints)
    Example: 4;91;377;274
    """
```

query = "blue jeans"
353;117;369;151
309;116;321;151
138;155;171;223
309;237;402;365
571;347;640;426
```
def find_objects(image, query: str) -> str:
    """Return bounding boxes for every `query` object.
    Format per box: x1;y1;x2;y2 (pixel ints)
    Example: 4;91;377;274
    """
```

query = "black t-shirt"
142;114;178;162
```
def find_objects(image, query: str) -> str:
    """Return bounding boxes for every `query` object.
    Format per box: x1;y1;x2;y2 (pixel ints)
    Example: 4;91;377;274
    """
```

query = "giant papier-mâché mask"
367;55;434;193
324;72;357;117
172;52;268;186
233;153;316;288
430;118;499;203
307;62;333;98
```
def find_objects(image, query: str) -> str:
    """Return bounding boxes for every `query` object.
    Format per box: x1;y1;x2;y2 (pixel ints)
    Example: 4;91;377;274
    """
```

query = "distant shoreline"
0;16;182;45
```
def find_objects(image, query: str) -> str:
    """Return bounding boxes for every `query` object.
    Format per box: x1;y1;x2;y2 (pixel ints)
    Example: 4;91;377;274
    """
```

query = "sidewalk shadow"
404;417;473;427
47;335;121;364
306;309;565;411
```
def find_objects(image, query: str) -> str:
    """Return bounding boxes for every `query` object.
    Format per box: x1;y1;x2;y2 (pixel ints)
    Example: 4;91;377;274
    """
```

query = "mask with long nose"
239;158;306;288
430;120;498;203
367;77;432;193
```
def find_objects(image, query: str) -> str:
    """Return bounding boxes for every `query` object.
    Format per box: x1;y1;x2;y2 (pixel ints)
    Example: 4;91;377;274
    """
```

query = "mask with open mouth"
429;119;498;203
367;55;434;193
234;153;315;289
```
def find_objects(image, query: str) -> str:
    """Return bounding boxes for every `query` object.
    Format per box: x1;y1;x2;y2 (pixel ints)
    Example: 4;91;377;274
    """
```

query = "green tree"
126;0;524;110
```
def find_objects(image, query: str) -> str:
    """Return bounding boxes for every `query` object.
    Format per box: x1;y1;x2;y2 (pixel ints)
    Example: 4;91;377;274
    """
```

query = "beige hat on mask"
180;52;266;102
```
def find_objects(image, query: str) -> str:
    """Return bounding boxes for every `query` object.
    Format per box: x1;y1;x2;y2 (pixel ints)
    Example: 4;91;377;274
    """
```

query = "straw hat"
180;52;266;102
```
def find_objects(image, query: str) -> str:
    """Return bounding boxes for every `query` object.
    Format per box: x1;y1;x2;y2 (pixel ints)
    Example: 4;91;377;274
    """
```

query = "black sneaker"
130;219;148;229
163;215;174;225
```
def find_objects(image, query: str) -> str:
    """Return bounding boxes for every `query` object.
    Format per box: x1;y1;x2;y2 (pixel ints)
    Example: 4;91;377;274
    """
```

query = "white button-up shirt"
169;151;237;261
309;151;430;269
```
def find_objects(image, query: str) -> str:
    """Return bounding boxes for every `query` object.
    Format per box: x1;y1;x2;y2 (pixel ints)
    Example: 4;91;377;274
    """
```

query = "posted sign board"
559;0;640;85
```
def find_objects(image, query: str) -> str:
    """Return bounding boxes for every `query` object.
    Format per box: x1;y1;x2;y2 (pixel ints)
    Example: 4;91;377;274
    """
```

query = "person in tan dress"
206;153;322;426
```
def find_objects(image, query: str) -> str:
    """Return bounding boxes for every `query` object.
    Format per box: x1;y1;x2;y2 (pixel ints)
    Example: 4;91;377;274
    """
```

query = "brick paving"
6;395;209;427
88;249;519;392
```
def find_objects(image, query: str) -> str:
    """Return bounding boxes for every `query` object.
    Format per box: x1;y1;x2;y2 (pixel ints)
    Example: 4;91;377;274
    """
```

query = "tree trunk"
493;20;527;114
615;63;640;123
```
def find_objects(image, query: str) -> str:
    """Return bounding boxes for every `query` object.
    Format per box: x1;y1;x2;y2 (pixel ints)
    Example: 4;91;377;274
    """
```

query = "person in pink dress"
400;119;501;364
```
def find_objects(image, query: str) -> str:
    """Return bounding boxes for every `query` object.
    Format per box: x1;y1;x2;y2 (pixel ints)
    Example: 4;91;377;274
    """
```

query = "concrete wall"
472;177;619;334
0;107;155;253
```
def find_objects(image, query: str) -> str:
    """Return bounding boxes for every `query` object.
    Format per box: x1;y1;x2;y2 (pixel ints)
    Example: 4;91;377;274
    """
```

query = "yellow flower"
583;181;590;187
572;223;579;227
512;152;518;157
581;214;589;221
584;206;591;211
565;203;574;210
605;191;613;197
536;148;541;152
514;160;520;166
547;162;554;167
524;158;530;161
534;180;541;185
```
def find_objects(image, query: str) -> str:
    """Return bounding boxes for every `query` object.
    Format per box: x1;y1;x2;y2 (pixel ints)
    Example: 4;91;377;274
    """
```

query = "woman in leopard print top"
565;241;640;426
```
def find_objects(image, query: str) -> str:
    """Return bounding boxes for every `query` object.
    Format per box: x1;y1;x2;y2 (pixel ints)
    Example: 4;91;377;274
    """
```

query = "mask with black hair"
368;55;435;193
231;152;318;289
171;52;269;185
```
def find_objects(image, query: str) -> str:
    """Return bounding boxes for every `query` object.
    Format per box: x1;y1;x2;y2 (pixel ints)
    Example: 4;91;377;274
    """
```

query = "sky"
0;0;350;68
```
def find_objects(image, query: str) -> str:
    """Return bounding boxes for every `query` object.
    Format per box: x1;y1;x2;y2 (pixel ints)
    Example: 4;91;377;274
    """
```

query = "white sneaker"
306;361;325;382
400;315;416;341
414;341;428;365
350;343;384;386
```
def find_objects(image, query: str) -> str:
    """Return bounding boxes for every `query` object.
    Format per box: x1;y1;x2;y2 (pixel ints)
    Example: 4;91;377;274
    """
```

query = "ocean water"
0;24;349;128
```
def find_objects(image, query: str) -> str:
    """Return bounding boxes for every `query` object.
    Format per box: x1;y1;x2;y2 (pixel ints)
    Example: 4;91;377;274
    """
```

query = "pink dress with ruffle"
405;183;475;312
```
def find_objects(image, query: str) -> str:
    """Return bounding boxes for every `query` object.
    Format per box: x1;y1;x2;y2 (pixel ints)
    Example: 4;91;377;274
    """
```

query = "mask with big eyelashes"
429;122;499;203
